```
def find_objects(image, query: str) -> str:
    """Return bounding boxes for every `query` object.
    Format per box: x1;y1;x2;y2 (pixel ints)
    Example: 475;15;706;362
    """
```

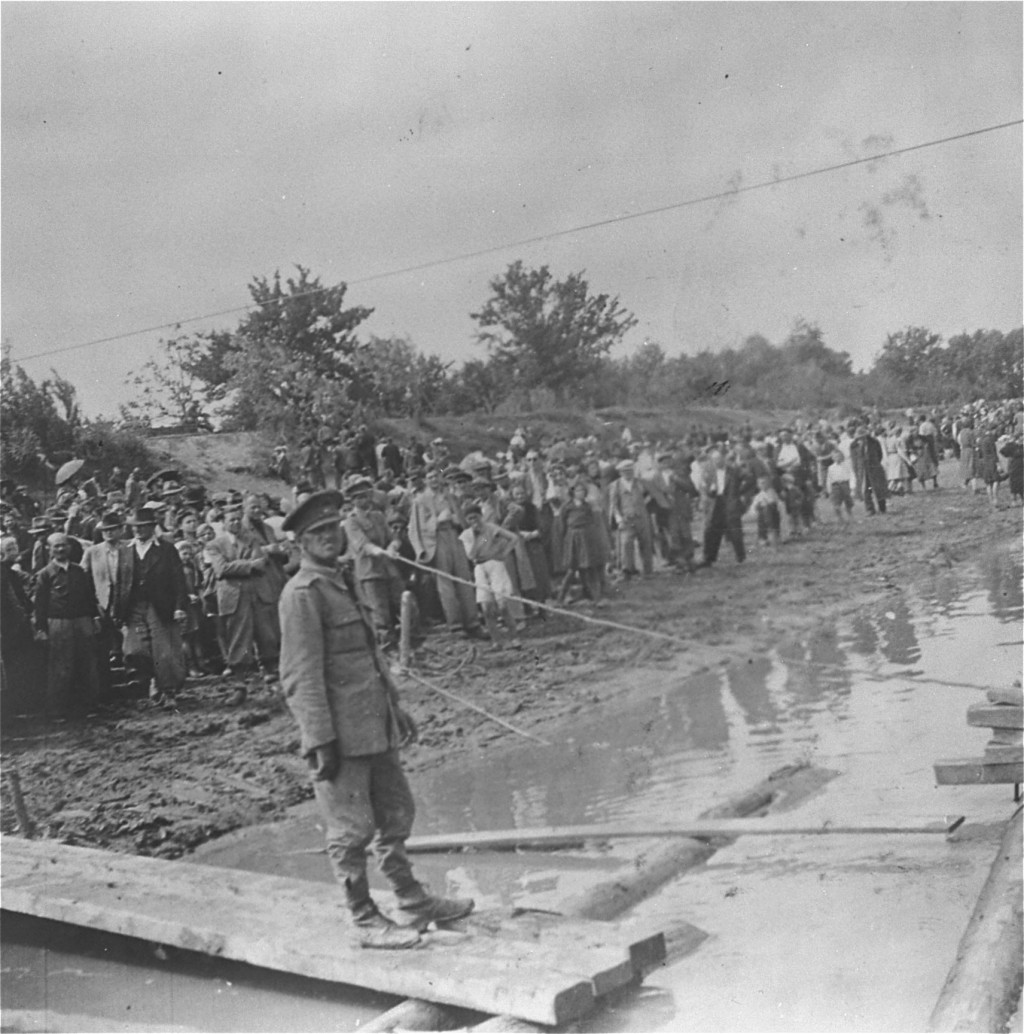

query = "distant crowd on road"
2;399;1021;721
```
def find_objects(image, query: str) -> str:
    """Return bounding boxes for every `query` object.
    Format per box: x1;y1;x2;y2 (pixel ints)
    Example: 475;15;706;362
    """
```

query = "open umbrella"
146;468;181;488
55;458;85;486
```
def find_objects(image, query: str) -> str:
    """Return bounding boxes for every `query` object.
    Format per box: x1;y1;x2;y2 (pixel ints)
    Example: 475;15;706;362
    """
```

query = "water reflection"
879;597;921;667
725;656;780;733
982;553;1024;623
415;547;1022;840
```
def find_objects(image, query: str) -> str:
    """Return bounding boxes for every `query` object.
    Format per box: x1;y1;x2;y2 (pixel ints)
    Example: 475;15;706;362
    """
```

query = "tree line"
3;261;1021;480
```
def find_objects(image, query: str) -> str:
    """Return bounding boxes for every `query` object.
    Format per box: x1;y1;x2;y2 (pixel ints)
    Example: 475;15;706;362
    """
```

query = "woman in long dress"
910;430;937;489
502;480;550;609
558;481;604;606
976;422;1002;507
883;426;911;494
957;419;977;489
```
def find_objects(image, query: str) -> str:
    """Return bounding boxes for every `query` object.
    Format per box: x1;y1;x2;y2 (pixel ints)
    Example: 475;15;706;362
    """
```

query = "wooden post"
399;591;414;672
3;763;35;839
928;808;1023;1032
359;999;460;1032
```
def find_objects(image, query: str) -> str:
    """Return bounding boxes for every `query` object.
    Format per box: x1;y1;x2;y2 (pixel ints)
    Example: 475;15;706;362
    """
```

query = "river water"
3;545;1021;1032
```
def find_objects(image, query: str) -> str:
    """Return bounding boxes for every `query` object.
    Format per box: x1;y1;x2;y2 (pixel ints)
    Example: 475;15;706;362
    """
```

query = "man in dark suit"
699;449;750;566
850;425;889;515
115;508;188;705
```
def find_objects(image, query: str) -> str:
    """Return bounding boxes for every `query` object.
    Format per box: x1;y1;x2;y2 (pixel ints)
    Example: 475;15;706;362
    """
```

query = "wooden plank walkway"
1;838;665;1027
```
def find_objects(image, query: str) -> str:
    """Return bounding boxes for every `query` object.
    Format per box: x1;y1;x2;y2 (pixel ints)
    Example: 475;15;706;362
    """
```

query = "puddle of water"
408;548;1021;846
0;914;393;1033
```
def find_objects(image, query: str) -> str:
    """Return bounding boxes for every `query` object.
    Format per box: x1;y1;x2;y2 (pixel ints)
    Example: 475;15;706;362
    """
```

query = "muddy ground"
2;465;1020;860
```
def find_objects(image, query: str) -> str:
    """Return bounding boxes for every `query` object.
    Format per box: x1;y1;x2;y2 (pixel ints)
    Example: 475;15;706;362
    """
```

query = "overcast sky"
3;2;1021;418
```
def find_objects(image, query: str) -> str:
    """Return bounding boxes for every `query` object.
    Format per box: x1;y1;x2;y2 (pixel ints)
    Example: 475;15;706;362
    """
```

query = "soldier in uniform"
279;490;473;949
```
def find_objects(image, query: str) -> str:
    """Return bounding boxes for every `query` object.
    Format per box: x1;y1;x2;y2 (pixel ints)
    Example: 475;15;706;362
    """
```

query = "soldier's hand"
307;741;340;782
396;707;418;747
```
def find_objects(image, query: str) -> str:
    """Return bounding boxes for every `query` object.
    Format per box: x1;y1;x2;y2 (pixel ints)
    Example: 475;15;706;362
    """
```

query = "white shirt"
776;442;801;469
134;537;155;559
826;458;853;487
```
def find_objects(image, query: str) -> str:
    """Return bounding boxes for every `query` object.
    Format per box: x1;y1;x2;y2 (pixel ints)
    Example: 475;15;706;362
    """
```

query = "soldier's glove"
307;741;340;782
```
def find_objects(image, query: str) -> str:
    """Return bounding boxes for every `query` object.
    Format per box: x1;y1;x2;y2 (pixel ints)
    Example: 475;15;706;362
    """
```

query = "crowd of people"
1;400;1021;719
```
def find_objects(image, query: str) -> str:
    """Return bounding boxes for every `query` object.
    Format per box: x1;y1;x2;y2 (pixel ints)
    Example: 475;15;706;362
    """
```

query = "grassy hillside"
148;404;797;493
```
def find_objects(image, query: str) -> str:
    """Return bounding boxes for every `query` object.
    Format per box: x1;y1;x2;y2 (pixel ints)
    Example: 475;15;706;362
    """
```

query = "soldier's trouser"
315;750;423;917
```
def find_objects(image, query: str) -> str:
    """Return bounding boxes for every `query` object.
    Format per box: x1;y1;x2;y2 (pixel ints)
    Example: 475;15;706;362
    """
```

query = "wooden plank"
934;758;1024;786
405;817;963;853
983;744;1024;763
0;839;617;1026
986;687;1024;707
449;908;666;982
928;809;1024;1032
966;704;1024;730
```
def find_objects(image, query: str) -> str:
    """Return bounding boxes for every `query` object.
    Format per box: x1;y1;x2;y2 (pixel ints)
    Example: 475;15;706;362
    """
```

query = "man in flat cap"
279;491;473;949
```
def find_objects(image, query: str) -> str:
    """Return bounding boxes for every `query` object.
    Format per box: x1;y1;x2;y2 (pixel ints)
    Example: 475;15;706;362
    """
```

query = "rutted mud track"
2;467;1020;860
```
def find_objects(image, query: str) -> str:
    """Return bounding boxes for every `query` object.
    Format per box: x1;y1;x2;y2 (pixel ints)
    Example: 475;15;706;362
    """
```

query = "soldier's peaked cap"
282;490;344;536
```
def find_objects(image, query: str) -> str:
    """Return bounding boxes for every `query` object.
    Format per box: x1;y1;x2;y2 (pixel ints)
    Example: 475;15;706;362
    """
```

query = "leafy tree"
0;356;75;475
119;335;223;428
218;267;373;431
779;319;852;377
945;328;1023;400
448;359;513;415
352;336;454;418
874;326;944;388
1;355;150;487
471;261;637;405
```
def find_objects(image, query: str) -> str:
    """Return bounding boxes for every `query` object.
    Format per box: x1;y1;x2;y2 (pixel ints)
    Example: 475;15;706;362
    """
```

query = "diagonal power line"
13;117;1022;365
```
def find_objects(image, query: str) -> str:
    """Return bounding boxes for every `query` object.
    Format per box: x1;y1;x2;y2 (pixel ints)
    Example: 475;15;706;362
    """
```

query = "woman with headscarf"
975;419;1003;507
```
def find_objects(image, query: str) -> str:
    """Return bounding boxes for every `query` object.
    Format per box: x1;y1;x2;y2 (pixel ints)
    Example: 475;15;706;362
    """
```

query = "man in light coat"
279;490;473;949
80;510;126;695
205;499;287;679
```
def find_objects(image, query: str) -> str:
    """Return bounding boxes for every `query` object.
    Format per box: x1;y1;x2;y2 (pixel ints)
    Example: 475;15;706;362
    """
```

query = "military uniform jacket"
279;558;401;757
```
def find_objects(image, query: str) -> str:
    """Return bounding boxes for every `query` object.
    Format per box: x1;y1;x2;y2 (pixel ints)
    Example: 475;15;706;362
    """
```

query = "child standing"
826;447;855;528
749;475;782;547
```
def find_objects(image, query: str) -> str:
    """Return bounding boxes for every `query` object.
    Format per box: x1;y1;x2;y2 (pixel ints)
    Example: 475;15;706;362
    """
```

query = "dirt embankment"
2;464;1020;859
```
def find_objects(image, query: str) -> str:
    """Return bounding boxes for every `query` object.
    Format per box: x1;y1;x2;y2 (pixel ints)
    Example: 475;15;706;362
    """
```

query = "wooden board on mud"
0;839;664;1027
933;758;1024;786
405;816;964;853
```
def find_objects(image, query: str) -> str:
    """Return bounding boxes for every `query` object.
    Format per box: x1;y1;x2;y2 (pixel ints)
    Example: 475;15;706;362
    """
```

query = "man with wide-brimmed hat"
279;490;473;949
27;515;54;575
113;507;188;704
81;511;127;694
